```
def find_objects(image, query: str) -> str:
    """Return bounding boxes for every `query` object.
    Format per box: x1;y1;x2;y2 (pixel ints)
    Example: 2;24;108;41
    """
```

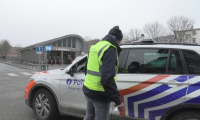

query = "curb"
1;62;36;70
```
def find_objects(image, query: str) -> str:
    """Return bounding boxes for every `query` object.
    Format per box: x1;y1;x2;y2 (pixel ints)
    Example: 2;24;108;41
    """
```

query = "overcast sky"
0;0;200;47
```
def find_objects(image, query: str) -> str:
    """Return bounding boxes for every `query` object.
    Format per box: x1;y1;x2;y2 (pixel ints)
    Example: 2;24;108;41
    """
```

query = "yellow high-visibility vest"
84;41;119;92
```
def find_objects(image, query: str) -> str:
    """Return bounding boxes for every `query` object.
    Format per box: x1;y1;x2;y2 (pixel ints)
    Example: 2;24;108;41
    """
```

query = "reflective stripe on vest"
84;41;119;92
87;70;101;76
98;44;109;57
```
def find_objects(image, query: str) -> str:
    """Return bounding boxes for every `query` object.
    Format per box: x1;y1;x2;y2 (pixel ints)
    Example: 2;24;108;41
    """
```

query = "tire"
168;111;200;120
32;89;59;120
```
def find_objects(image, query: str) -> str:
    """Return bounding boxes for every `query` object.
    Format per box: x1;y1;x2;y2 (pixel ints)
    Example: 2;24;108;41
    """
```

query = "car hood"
33;69;66;76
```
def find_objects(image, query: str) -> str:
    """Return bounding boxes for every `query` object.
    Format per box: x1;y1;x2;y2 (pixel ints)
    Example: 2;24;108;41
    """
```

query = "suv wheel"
168;111;200;120
32;89;58;120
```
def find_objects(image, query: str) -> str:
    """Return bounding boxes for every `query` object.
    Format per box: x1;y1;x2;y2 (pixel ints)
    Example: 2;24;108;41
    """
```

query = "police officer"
51;59;53;66
83;26;125;120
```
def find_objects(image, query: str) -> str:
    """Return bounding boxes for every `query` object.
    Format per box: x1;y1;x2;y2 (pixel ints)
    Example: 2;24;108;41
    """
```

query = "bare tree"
122;33;130;43
85;39;100;52
0;40;3;57
128;29;142;41
167;16;194;42
122;29;142;43
84;36;92;41
15;44;22;58
143;21;166;42
1;40;11;57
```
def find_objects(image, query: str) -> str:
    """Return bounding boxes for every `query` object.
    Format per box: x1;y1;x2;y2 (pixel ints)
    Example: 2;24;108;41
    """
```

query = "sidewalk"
0;60;69;71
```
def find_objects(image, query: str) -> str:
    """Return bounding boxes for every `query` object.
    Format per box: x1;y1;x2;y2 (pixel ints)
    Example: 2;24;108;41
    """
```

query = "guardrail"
0;59;49;70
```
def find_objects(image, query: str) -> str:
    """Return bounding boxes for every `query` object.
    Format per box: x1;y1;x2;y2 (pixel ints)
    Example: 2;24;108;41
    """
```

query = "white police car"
25;40;200;120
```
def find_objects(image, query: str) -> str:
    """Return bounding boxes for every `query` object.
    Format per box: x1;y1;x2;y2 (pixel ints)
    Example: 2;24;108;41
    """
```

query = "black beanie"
108;26;123;41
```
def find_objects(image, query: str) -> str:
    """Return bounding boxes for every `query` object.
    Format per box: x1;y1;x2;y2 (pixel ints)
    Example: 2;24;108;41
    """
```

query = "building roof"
19;34;86;51
176;28;200;32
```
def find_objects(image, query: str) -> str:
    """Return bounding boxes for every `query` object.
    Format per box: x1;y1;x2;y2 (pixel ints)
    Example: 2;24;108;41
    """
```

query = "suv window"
71;57;86;73
120;49;169;74
168;50;184;74
183;51;200;74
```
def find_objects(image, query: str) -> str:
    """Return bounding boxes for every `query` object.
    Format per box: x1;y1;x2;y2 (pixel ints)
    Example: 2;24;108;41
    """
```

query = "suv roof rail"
133;38;157;43
120;42;200;46
120;38;200;46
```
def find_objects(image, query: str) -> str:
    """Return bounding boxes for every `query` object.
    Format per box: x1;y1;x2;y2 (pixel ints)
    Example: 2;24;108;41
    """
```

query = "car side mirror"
66;67;74;77
69;71;74;77
66;70;74;77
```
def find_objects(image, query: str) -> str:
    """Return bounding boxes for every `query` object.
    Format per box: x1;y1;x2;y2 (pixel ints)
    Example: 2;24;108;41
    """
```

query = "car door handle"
162;80;183;85
162;82;181;85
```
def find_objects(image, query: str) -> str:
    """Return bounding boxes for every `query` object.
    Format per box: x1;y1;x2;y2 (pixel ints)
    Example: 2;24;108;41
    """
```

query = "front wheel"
32;89;59;120
168;111;200;120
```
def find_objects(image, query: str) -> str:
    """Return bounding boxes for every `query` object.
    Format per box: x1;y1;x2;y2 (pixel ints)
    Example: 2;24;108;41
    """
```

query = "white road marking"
20;72;33;75
7;73;18;76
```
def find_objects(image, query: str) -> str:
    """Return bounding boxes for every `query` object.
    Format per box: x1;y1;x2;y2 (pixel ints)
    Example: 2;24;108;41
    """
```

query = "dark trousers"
84;96;111;120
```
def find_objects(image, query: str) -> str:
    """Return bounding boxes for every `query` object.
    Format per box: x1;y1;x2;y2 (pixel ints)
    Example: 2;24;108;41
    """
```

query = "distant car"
25;40;200;120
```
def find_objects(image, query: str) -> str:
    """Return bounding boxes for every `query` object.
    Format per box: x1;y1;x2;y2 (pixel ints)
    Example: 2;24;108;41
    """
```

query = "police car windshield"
74;56;82;62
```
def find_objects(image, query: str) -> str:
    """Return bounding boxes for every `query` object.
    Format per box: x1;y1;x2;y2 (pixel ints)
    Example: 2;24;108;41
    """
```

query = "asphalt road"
0;63;81;120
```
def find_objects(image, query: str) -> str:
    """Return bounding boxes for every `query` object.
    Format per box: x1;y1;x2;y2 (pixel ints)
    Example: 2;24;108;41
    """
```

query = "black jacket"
83;35;122;105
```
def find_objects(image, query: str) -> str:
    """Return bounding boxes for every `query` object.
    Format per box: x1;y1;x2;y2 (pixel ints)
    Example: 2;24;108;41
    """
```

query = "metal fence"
0;59;49;70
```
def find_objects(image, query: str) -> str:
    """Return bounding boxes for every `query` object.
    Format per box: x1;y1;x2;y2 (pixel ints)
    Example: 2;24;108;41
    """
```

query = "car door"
59;49;127;118
182;50;200;104
112;48;189;120
59;57;87;117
